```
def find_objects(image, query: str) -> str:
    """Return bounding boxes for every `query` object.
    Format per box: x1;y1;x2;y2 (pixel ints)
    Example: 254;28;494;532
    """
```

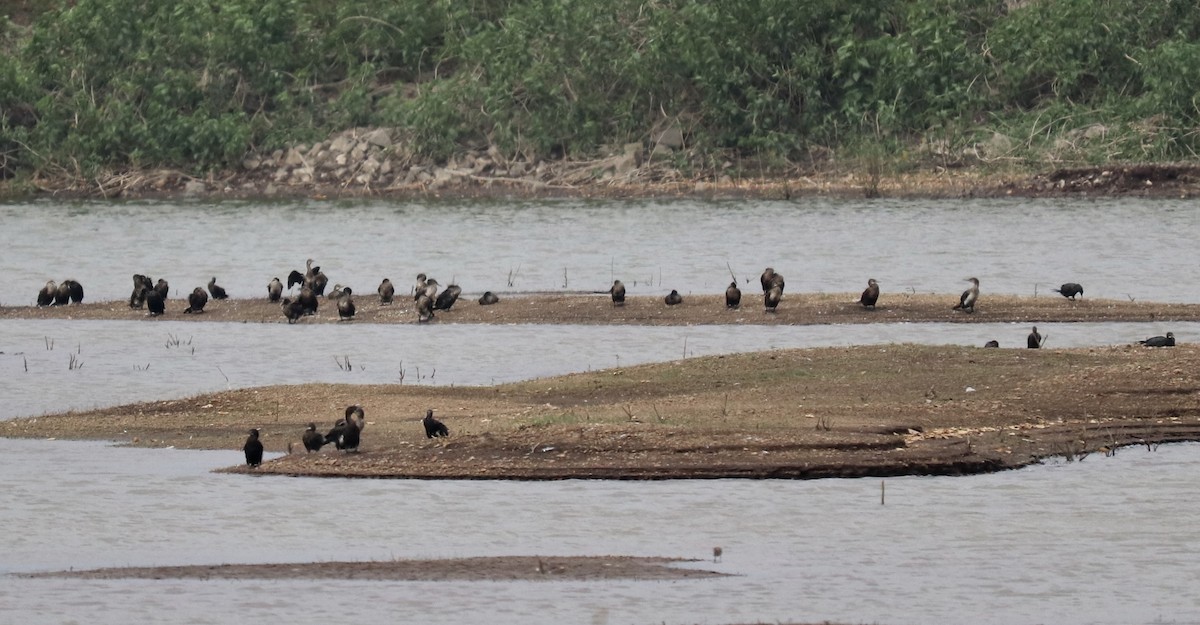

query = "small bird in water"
664;289;683;306
184;287;208;313
337;287;356;320
1027;326;1044;348
1052;283;1084;300
378;278;395;305
607;280;626;306
244;428;264;467
859;278;880;309
1139;332;1175;347
267;277;283;302
423;409;450;438
725;282;741;309
479;291;500;305
984;340;1000;348
952;277;980;313
208;277;228;300
301;423;325;453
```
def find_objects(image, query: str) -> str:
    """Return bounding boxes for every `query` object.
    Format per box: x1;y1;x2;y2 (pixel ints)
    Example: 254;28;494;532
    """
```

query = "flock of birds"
34;264;1177;349
243;406;449;467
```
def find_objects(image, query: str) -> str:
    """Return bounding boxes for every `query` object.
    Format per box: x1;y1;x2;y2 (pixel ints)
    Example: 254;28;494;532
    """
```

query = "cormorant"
327;284;346;299
244;429;264;467
337;287;356;320
297;286;318;315
281;298;306;324
984;340;1000;348
36;280;56;307
859;278;880;309
302;422;325;452
378;278;394;305
268;277;283;302
1139;332;1175;347
154;278;169;301
413;273;427;301
479;291;500;305
184;287;208;313
287;269;305;290
421;278;440;301
664;289;683;306
146;288;166;316
208;277;228;300
1052;283;1084;300
725;282;741;309
423;409;449;438
310;267;328;297
129;274;153;309
416;294;435;322
1027;326;1043;349
607;280;626;306
760;268;784;293
434;284;462;311
53;281;71;306
764;285;782;312
327;405;364;452
953;277;980;313
63;279;83;304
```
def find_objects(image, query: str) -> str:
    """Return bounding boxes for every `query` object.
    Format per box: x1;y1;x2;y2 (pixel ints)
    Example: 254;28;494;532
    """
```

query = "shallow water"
1;318;1194;421
2;437;1199;625
3;196;1199;306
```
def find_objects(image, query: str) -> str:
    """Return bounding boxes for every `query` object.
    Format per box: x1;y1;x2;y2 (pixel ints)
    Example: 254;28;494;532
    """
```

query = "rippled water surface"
3;196;1199;305
3;197;1200;625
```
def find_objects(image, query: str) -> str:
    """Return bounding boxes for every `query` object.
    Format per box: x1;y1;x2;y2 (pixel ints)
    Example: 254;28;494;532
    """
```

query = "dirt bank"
7;343;1198;480
4;292;1199;326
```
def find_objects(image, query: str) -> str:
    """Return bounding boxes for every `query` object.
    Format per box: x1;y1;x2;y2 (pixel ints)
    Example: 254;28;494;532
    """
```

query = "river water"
2;197;1199;625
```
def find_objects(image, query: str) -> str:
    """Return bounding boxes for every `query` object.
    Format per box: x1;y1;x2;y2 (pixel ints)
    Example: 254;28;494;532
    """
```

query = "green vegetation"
2;0;1200;182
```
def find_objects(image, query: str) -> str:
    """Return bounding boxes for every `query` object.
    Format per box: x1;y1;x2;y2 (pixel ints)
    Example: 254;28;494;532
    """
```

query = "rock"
615;142;642;174
380;159;393;175
263;183;277;196
654;125;684;150
329;135;354;154
363;128;392;149
283;148;305;167
182;180;207;196
1083;124;1108;140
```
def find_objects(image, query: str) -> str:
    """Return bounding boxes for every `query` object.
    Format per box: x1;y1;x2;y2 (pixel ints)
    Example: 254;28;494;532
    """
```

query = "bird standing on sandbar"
953;277;980;313
607;280;626;306
1027;326;1044;348
302;423;325;452
1139;332;1175;347
1052;283;1084;300
725;282;741;309
859;278;880;309
665;289;683;306
244;428;264;467
423;409;450;438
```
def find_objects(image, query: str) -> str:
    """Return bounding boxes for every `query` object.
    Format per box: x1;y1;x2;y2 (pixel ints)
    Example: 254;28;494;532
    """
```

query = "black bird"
413;273;428;301
416;294;435;322
208;276;228;300
337;287;356;320
327;284;346;299
281;298;306;324
607;280;626;306
479;291;500;305
63;279;84;304
859;278;880;309
423;409;449;438
129;274;154;309
1139;332;1176;347
984;340;1000;348
287;269;306;290
1052;283;1084;300
1027;326;1044;348
268;277;283;302
301;423;325;452
760;267;784;293
36;280;56;307
378;278;395;305
184;287;208;313
146;288;166;316
154;278;169;301
664;289;683;306
297;286;319;316
341;405;364;452
53;281;71;306
953;277;980;313
725;282;741;309
420;278;440;302
434;284;463;311
310;267;329;297
244;428;264;467
764;285;782;312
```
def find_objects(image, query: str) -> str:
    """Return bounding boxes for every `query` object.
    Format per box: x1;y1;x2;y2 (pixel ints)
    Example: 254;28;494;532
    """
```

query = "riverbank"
4;292;1200;325
6;342;1197;479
